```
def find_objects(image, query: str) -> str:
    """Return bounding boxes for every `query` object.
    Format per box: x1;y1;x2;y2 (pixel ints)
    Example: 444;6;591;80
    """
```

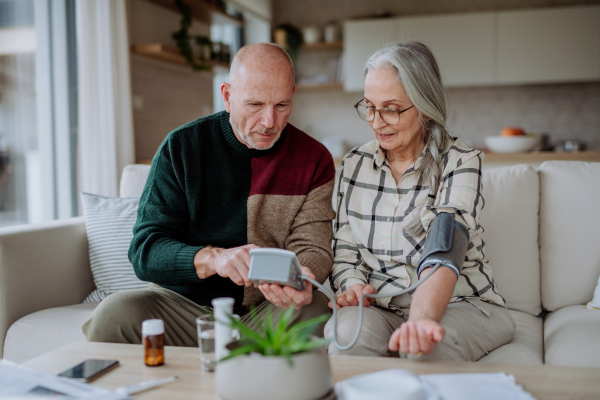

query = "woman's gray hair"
364;40;451;237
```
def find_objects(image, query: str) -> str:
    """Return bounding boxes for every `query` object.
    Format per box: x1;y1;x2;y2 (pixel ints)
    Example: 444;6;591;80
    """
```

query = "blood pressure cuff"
417;212;469;279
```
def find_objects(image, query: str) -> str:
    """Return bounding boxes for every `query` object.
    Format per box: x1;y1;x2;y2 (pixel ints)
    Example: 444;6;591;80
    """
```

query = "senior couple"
83;41;515;361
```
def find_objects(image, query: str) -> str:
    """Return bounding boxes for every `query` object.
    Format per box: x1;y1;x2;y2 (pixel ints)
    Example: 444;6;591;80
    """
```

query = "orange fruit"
501;127;526;136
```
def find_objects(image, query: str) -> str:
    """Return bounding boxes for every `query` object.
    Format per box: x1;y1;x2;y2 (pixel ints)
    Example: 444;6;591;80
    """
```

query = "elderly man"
83;43;335;346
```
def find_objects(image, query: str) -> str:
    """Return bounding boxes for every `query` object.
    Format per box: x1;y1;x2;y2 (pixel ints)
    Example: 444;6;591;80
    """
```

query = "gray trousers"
324;294;515;361
83;285;332;346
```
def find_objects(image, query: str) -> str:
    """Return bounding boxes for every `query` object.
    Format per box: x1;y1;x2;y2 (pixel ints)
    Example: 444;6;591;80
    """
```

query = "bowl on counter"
484;136;539;154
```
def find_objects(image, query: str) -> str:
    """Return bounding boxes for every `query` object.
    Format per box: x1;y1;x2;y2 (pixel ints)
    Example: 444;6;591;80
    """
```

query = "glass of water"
196;315;216;371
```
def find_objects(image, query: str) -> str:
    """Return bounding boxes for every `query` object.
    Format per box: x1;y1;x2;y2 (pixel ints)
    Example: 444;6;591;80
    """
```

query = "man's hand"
328;283;376;309
388;319;445;356
258;267;315;310
194;244;259;286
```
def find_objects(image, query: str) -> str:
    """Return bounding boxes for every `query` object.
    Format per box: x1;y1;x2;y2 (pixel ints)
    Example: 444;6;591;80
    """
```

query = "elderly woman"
325;41;515;361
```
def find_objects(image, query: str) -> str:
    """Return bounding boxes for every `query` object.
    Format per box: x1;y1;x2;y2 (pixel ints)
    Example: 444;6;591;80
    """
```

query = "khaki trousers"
324;294;515;361
83;285;332;346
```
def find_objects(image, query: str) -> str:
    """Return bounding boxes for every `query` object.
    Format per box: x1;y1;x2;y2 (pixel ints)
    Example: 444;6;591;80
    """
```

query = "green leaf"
219;343;261;363
221;308;329;363
281;345;293;367
222;315;269;347
285;313;330;341
289;338;327;354
276;304;296;338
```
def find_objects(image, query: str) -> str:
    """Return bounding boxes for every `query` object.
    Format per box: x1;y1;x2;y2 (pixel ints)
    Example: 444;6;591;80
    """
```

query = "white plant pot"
215;347;332;400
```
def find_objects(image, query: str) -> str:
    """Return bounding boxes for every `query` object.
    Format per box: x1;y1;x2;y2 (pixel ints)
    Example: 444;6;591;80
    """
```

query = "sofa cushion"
120;164;151;197
81;193;149;302
544;305;600;367
477;309;543;365
3;302;99;363
479;165;541;316
539;161;600;312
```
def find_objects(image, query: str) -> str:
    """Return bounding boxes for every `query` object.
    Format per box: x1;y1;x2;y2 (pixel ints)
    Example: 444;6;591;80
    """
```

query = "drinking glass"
196;315;216;371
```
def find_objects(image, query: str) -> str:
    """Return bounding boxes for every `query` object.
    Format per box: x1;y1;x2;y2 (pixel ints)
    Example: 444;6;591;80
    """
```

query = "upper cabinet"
395;13;495;88
343;5;600;91
343;19;396;92
497;6;600;85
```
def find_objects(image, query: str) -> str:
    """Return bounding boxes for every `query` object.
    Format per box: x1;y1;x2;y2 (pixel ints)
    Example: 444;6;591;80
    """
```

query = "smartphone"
58;359;119;383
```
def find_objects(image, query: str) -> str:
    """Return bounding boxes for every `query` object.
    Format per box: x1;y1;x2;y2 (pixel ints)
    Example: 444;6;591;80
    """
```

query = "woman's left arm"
388;266;456;355
389;148;485;355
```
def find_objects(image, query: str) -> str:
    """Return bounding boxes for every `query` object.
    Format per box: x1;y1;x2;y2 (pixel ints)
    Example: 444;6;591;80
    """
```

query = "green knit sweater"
129;111;336;314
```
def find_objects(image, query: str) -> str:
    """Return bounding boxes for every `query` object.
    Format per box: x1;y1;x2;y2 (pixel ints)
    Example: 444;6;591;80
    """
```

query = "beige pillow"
480;165;541;316
539;161;600;312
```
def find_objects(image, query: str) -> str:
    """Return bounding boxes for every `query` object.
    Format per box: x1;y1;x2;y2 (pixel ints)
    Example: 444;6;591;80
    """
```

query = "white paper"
0;360;130;399
335;368;537;400
421;372;537;400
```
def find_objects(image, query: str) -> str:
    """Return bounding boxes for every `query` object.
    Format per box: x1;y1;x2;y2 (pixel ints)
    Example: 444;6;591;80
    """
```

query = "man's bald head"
221;43;296;151
229;43;295;88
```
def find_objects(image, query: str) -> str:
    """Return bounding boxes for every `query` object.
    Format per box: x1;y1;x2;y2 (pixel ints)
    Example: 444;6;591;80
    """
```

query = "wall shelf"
144;0;243;26
300;41;344;51
296;83;343;91
131;43;229;70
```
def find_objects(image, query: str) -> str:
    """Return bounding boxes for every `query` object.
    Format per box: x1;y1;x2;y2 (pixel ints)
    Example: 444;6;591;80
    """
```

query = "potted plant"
273;23;303;61
215;306;333;400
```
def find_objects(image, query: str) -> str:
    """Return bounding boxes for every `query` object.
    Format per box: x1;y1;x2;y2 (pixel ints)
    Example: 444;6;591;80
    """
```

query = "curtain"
77;0;135;197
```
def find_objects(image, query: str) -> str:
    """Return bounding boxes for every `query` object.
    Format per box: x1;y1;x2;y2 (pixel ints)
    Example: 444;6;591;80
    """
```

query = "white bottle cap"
212;297;235;307
142;319;164;336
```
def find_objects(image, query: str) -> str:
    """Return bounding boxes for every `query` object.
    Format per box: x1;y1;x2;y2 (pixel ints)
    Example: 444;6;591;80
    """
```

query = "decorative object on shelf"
172;0;212;71
324;21;339;43
274;23;303;61
221;43;231;64
195;35;213;62
211;41;222;63
274;29;287;48
302;25;321;45
215;307;332;400
213;0;226;12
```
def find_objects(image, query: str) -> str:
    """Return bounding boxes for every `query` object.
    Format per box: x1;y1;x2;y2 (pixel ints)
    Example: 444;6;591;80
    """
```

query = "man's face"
222;66;294;150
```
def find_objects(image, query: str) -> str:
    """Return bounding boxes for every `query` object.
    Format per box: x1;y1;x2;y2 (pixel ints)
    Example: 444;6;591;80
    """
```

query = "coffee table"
23;342;600;399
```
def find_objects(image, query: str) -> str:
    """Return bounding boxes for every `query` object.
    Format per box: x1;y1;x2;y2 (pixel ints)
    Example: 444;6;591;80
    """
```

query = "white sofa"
1;161;600;367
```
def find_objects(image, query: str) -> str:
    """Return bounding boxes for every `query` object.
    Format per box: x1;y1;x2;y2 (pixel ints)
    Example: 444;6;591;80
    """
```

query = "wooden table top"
23;342;600;400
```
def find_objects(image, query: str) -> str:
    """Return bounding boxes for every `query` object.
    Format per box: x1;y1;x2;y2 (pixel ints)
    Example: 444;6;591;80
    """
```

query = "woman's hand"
328;283;376;309
258;267;314;310
388;319;445;356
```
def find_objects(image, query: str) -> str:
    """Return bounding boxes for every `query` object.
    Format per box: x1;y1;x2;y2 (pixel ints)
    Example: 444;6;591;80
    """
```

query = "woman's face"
363;67;422;153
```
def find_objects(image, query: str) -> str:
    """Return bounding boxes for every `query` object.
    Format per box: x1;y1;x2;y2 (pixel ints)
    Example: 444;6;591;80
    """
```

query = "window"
0;0;77;227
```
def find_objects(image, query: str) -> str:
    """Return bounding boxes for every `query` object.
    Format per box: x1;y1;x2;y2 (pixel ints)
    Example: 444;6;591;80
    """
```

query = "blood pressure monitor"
248;248;306;291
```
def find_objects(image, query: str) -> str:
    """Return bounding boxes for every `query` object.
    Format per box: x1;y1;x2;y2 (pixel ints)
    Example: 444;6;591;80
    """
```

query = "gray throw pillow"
80;192;149;302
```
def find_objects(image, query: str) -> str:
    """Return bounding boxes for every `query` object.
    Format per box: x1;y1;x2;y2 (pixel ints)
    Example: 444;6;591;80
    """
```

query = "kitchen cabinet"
343;19;395;92
394;13;495;87
497;5;600;85
343;5;600;90
344;13;495;91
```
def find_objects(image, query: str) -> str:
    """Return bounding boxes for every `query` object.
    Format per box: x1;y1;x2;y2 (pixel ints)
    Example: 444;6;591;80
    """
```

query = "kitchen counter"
331;151;600;169
137;151;600;169
480;150;600;169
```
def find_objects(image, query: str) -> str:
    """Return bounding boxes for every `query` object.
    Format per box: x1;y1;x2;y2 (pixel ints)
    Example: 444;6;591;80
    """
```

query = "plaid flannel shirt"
331;137;506;310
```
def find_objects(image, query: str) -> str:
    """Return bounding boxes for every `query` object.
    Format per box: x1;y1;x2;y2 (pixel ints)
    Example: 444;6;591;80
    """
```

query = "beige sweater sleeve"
285;179;336;284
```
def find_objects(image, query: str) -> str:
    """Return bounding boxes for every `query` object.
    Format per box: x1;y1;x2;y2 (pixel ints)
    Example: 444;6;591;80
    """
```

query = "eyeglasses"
354;100;415;125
